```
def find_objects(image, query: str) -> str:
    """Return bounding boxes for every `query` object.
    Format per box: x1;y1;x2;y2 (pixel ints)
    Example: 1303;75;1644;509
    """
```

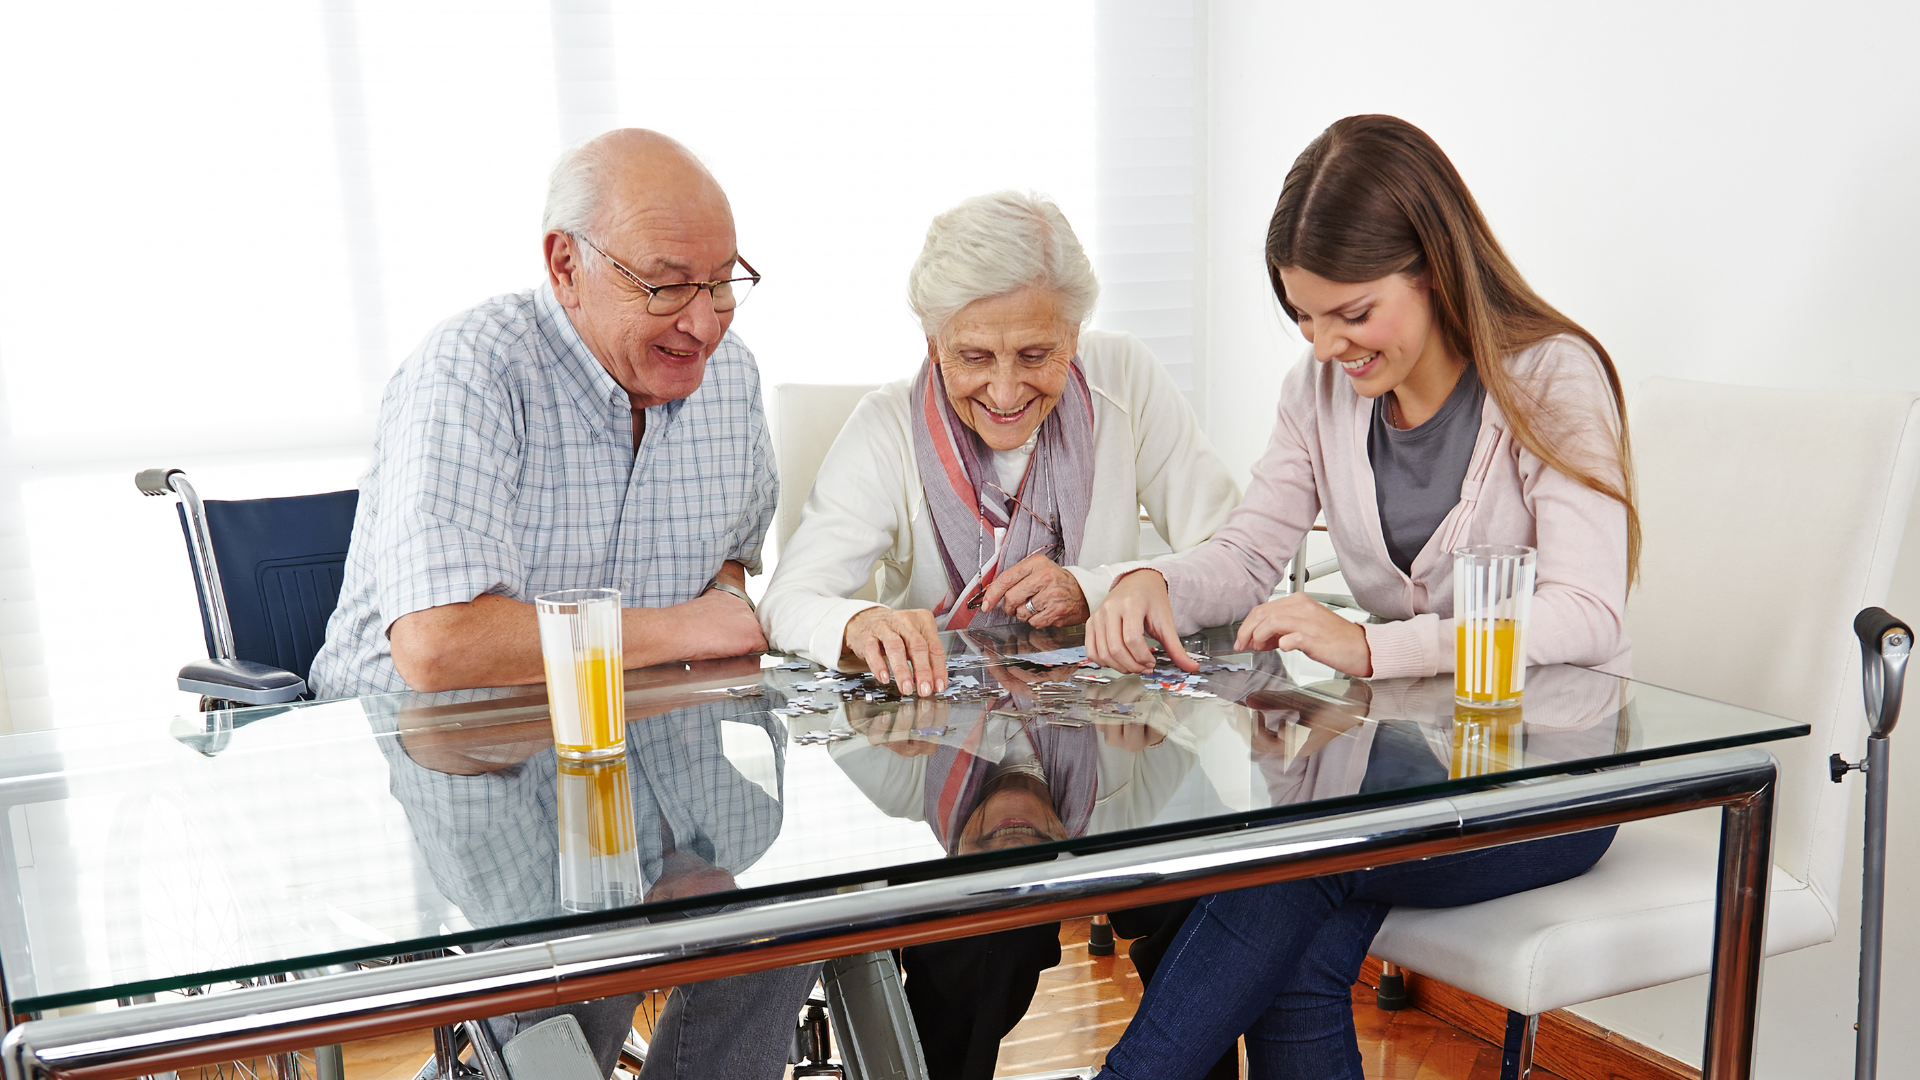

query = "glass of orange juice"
535;588;626;759
1453;545;1535;709
1449;704;1526;778
557;755;642;912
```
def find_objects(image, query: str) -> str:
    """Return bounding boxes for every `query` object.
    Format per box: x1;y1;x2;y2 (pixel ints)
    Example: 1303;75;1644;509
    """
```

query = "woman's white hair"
908;191;1100;337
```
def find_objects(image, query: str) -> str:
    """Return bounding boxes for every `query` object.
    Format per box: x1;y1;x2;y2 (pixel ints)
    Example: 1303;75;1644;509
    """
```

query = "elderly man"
312;128;769;697
310;129;811;1079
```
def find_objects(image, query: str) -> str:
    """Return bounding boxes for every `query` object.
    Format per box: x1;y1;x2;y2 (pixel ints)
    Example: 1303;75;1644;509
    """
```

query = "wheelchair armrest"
178;658;307;705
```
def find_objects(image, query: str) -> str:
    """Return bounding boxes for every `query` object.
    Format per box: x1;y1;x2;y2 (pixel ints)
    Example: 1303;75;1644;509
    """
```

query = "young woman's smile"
1278;266;1465;427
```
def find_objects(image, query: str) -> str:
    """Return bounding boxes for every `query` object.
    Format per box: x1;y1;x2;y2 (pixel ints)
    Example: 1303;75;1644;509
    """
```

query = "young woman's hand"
1086;570;1198;674
1234;593;1373;677
843;607;947;696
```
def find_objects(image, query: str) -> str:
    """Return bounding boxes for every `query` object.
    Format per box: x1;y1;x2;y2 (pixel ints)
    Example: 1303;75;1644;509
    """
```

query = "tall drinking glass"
557;756;642;912
1450;704;1526;777
535;588;626;759
1453;545;1536;708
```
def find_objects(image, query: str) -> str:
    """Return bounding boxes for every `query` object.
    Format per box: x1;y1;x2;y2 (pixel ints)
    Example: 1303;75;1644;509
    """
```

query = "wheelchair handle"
1855;607;1910;739
134;466;237;660
135;467;185;496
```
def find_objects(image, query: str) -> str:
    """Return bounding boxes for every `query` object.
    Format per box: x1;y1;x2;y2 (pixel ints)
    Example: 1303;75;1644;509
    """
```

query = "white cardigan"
761;330;1242;667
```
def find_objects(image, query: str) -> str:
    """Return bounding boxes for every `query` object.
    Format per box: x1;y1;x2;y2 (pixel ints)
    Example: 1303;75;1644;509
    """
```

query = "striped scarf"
910;358;1096;629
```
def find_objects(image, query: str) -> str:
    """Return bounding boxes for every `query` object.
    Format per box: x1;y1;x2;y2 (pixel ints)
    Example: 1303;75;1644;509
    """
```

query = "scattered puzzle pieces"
793;730;856;745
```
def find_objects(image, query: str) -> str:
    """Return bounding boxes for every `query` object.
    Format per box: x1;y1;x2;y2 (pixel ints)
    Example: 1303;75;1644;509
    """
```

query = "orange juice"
558;756;635;857
549;649;625;757
557;756;641;912
1456;619;1523;707
1450;705;1525;778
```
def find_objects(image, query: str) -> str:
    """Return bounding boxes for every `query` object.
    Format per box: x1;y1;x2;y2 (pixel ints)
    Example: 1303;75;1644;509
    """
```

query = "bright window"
0;1;1199;728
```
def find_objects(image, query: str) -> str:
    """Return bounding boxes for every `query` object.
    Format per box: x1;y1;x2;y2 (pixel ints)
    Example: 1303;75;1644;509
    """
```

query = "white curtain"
0;0;1199;729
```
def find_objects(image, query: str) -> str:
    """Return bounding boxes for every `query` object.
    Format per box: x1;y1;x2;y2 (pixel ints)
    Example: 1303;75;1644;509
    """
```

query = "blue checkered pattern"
311;283;776;698
368;693;788;931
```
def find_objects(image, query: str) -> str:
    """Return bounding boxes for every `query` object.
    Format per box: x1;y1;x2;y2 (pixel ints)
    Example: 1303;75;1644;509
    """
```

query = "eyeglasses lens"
642;275;753;316
710;276;751;312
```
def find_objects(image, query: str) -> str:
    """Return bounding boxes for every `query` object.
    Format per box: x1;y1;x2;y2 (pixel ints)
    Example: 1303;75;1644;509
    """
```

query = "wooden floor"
314;918;1552;1080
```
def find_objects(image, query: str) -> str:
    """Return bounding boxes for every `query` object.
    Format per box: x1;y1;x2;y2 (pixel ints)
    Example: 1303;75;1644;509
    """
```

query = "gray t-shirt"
1367;364;1486;574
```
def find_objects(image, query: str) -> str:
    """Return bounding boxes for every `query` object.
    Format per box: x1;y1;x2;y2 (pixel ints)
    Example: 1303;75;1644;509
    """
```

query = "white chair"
1367;378;1920;1077
769;382;881;555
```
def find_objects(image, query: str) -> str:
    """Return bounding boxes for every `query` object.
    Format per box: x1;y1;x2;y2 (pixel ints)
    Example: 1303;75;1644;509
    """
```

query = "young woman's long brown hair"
1266;114;1640;582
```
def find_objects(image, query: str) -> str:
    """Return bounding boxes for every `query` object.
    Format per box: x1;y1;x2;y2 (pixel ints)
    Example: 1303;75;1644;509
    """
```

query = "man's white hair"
542;138;612;256
907;191;1100;337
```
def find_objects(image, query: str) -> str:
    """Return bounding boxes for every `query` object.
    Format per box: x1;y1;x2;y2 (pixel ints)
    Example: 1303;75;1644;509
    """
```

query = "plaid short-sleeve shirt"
310;283;777;699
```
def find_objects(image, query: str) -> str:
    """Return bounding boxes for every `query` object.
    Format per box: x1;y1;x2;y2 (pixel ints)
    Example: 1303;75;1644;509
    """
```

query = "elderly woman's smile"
934;287;1078;452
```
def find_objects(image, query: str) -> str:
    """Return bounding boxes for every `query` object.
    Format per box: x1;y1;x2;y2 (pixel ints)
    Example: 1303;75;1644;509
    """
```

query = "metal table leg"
1701;772;1776;1080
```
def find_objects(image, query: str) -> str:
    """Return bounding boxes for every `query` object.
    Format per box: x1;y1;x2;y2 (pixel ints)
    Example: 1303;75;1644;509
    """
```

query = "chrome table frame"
0;746;1779;1080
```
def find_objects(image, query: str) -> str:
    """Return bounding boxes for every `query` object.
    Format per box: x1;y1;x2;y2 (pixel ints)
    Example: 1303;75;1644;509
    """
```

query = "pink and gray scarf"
910;358;1096;629
923;703;1100;855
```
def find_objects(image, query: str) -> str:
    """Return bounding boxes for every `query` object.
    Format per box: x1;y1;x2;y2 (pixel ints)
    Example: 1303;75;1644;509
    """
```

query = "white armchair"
1367;378;1920;1078
768;382;882;601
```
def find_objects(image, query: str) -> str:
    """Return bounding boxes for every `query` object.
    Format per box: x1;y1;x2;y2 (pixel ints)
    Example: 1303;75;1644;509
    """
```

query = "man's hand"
390;561;767;693
1085;570;1195;675
684;587;766;660
843;607;947;697
1234;593;1373;677
979;553;1089;628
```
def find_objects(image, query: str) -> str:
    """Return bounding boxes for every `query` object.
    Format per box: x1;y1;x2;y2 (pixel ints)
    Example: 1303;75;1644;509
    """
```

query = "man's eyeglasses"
577;235;760;316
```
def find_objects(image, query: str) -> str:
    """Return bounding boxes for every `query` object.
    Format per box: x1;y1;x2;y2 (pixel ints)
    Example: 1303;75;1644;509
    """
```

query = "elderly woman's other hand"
980;552;1089;628
844;607;948;697
1087;569;1197;675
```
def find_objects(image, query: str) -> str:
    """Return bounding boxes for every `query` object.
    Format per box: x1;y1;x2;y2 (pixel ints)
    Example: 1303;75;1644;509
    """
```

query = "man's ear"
546;231;583;308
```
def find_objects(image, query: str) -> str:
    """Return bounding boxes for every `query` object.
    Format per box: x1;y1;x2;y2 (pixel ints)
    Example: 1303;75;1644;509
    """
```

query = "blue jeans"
1095;828;1617;1080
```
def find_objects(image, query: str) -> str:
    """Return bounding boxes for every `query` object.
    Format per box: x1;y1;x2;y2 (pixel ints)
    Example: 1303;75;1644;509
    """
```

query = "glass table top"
0;623;1806;1012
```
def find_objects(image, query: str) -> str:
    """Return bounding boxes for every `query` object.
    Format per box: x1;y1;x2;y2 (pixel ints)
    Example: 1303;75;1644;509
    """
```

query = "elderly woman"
760;191;1239;693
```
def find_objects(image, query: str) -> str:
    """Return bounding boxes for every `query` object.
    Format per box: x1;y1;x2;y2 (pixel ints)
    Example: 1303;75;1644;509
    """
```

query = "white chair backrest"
1626;377;1920;903
769;383;881;555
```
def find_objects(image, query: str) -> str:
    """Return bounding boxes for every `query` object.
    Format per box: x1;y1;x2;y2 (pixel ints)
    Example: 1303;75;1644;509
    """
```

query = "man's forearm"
389;593;546;691
388;562;761;693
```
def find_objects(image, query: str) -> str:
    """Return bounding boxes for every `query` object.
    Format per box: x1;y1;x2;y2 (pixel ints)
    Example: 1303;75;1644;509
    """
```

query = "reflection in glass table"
0;622;1804;1079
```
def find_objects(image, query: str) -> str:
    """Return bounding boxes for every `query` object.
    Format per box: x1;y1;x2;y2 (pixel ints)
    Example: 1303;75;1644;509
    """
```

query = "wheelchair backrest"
177;489;359;683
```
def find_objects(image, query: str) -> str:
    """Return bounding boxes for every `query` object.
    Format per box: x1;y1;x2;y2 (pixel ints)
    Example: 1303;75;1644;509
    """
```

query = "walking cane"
1830;607;1910;1080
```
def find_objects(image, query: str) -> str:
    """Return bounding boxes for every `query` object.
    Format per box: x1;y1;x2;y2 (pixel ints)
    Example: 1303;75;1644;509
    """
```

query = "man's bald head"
542;128;730;242
540;129;744;411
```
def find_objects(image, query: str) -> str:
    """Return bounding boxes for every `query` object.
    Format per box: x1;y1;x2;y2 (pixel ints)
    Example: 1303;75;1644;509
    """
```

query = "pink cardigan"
1148;335;1631;680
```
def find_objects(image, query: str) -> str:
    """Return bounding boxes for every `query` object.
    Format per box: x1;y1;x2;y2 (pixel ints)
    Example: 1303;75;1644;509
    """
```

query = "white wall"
1201;2;1920;1075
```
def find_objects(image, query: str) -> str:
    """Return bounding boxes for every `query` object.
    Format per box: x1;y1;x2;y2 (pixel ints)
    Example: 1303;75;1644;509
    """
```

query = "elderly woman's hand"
848;697;950;758
980;552;1089;628
843;607;947;697
1234;593;1373;677
1086;570;1197;675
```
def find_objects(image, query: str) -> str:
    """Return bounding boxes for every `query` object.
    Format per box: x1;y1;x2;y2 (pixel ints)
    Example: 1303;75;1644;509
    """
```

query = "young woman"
1084;115;1638;1079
